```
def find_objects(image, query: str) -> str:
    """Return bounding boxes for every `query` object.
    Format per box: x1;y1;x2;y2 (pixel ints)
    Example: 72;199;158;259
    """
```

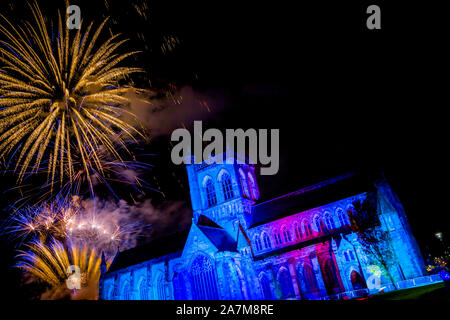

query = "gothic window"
303;264;318;291
278;268;295;299
191;255;219;300
122;282;131;300
273;229;282;245
247;172;259;200
302;220;312;237
324;213;335;230
282;226;291;243
260;274;273;299
205;179;217;207
254;235;262;251
106;285;114;300
239;169;250;198
221;173;234;200
139;279;148;300
263;232;272;249
344;252;349;262
294;223;302;239
337;208;348;226
314;216;323;233
324;259;340;294
349;251;355;261
156;273;166;300
173;273;187;300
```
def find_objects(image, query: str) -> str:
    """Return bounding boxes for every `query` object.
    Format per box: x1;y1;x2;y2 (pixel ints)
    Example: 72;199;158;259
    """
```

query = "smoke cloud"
125;86;229;137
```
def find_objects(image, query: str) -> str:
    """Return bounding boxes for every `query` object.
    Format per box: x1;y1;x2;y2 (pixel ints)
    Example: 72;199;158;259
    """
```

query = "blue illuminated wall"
99;154;426;300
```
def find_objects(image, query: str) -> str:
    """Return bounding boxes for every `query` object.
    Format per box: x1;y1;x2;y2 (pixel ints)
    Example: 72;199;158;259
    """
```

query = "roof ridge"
254;172;356;207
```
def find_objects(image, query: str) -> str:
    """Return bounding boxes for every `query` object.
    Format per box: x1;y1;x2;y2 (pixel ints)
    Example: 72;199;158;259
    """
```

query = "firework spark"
7;196;145;256
16;238;102;292
9;195;148;298
0;1;145;193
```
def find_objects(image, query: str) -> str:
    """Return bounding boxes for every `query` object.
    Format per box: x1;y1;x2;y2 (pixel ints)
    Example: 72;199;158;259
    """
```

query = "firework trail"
0;1;146;193
6;195;150;298
7;196;146;256
16;238;102;298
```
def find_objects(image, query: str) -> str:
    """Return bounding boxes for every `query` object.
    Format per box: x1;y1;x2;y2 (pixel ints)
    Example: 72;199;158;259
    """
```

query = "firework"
7;196;144;256
0;1;145;192
9;195;148;298
16;238;101;291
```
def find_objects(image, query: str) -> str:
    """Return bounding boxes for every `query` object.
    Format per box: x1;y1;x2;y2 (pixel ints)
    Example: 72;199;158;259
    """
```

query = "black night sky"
0;0;448;301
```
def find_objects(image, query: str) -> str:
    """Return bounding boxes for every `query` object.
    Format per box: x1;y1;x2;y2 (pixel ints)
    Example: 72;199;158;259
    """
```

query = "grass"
371;282;450;300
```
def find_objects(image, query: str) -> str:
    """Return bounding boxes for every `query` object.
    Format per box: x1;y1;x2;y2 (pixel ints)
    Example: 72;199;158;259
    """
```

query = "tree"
347;192;398;290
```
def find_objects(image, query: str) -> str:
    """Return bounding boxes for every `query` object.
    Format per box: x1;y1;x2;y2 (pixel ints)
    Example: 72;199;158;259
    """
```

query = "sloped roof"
249;172;378;228
107;229;190;273
197;215;238;252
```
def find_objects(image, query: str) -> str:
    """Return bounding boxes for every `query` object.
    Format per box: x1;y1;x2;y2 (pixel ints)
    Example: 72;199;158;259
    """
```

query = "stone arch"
349;268;367;291
217;168;230;182
293;221;302;239
218;169;234;201
121;280;131;300
190;253;219;299
105;284;114;300
296;260;319;299
154;271;166;300
247;171;259;200
173;272;187;300
273;228;282;245
238;168;250;198
136;276;148;300
203;176;217;207
277;266;295;299
336;207;348;227
323;211;335;231
322;258;342;295
258;272;273;299
301;218;312;237
253;233;262;251
262;231;272;249
281;225;292;243
313;214;323;233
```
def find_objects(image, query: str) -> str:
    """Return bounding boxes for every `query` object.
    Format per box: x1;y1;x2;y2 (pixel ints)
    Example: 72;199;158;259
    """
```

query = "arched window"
324;213;335;231
294;223;302;239
273;229;282;245
191;255;219;300
254;235;262;251
324;259;340;294
247;172;259;200
106;285;114;300
173;273;186;300
314;216;322;233
337;209;348;226
263;233;272;249
302;220;312;237
122;282;131;300
221;173;234;200
303;264;318;291
205;180;217;207
349;250;355;261
139;279;148;300
156;273;166;300
260;274;273;299
282;226;291;243
344;251;349;262
278;268;295;299
239;169;250;198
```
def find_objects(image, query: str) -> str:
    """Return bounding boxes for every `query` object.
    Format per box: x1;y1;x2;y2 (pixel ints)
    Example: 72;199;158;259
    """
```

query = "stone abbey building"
99;154;426;300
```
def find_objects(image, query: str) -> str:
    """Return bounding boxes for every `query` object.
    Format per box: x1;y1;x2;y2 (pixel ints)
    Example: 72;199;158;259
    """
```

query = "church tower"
186;152;260;236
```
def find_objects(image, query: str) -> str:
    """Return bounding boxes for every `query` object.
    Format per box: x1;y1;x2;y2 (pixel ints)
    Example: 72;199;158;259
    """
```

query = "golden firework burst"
16;238;102;289
0;1;144;192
